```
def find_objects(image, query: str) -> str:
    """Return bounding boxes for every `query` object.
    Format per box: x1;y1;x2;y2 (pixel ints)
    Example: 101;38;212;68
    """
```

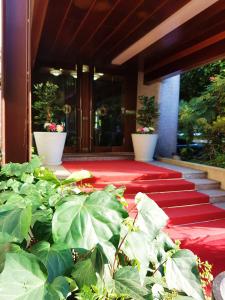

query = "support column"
3;0;31;163
157;75;180;157
137;72;180;158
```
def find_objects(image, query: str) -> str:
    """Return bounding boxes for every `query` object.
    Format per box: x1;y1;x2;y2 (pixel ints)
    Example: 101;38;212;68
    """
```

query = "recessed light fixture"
82;65;89;73
49;68;62;76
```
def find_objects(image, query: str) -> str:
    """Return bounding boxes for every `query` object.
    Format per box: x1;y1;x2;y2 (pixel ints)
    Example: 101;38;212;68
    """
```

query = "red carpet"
165;203;225;225
166;219;225;277
63;159;225;278
94;179;195;193
62;160;181;182
126;191;209;208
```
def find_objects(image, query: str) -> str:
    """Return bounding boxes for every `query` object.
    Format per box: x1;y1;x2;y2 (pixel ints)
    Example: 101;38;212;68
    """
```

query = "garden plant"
179;75;225;167
0;157;210;299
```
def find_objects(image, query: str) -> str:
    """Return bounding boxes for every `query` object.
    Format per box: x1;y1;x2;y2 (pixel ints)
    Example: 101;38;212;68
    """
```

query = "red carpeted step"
62;160;181;182
164;204;225;226
95;179;195;194
166;219;225;277
125;191;209;208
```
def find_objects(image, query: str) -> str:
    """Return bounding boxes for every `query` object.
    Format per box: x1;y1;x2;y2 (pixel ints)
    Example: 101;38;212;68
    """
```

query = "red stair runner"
165;203;225;225
126;191;209;208
63;160;225;277
166;219;225;276
94;179;195;193
63;160;181;182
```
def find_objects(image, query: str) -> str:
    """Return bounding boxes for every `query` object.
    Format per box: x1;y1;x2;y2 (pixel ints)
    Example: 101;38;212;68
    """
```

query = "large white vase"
131;133;158;162
34;132;67;165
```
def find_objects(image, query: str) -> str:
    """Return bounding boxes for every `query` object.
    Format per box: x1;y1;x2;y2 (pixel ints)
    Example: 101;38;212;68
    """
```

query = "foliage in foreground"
0;157;207;299
179;75;225;166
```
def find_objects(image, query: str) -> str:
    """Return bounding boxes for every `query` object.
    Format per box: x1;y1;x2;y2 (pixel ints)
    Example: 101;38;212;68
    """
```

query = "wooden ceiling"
32;0;225;82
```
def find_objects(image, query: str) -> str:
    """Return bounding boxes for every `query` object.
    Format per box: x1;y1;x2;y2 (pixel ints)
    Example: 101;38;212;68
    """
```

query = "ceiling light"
82;65;89;72
50;68;62;76
70;70;77;78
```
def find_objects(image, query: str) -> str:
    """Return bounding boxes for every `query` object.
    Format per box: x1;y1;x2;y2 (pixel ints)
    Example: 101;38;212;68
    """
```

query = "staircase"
60;159;225;277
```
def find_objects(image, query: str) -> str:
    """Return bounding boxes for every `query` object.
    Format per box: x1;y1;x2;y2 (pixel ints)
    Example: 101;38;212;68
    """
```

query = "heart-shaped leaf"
0;251;69;299
113;266;149;300
165;250;205;300
0;203;32;242
31;241;73;282
135;193;168;238
52;191;128;251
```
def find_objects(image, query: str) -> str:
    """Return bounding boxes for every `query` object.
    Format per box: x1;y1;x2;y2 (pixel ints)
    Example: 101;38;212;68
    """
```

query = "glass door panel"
93;74;124;151
32;69;78;152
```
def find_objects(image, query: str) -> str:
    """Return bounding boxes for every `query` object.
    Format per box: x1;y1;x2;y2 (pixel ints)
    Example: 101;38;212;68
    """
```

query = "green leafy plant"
136;95;159;133
179;76;225;166
0;158;208;299
32;81;63;128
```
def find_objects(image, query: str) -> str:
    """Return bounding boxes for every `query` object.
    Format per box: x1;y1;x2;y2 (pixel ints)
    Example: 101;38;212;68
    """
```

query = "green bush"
179;76;225;166
0;158;207;299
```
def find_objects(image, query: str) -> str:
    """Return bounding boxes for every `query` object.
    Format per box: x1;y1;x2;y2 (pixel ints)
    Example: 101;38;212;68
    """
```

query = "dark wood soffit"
143;0;225;71
36;0;191;67
144;39;225;84
145;31;225;76
101;0;191;63
31;0;49;67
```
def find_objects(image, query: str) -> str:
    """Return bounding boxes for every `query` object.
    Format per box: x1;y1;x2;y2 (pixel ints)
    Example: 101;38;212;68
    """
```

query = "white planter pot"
131;133;158;162
34;132;67;165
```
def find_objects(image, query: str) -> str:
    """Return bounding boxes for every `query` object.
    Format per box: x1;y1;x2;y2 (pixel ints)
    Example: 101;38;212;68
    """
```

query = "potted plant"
32;81;66;165
132;95;159;161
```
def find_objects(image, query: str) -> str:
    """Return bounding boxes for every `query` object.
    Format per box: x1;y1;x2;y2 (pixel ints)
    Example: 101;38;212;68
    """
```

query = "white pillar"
157;75;180;157
137;72;180;158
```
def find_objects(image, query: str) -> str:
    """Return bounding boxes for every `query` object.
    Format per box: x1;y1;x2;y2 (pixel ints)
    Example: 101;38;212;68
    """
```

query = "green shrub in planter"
0;157;207;299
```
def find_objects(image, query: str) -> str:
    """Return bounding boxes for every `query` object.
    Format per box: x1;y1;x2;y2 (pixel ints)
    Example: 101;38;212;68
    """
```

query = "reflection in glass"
93;75;124;147
32;69;77;148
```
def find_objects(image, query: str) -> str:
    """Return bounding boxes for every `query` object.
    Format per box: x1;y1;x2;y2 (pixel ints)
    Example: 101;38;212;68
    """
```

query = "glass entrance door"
92;74;125;152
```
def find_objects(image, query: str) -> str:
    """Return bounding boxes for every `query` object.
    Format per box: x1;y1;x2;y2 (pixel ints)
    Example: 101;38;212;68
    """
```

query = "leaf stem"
111;211;139;276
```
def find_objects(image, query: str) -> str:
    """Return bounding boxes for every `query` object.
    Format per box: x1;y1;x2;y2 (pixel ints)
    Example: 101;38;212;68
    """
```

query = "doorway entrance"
32;66;137;154
93;74;125;152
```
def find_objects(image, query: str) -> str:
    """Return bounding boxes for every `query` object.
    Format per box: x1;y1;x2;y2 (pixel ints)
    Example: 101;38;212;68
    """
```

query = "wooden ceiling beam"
143;1;225;69
90;0;145;57
144;38;225;84
104;0;191;62
78;0;122;54
102;0;170;61
31;0;49;67
144;30;225;76
63;0;98;55
49;0;73;55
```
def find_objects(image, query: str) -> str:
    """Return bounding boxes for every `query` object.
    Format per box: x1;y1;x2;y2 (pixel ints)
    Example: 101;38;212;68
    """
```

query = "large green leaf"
113;266;149;300
61;170;92;185
72;258;97;289
135;193;168;238
0;233;18;273
165;250;205;300
52;191;128;251
121;229;156;284
31;241;73;282
0;251;69;300
0;203;32;242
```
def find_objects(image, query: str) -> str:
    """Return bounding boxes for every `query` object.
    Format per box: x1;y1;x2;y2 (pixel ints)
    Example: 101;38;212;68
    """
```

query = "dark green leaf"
113;266;149;300
72;258;97;288
31;241;73;282
0;203;32;242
